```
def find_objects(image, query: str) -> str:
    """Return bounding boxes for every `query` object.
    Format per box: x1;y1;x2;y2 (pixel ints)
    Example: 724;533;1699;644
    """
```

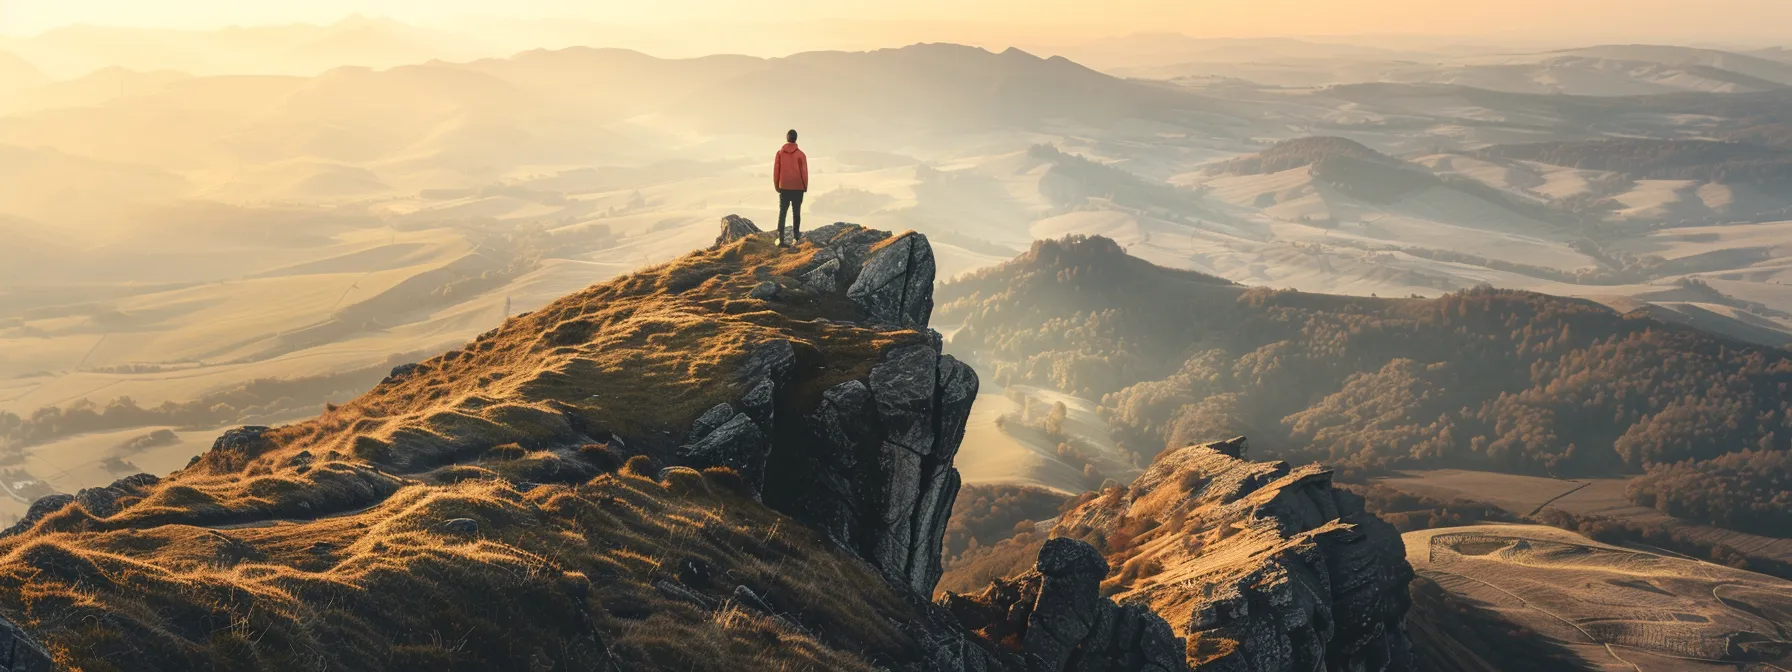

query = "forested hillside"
939;235;1792;479
1627;449;1792;535
1473;137;1792;183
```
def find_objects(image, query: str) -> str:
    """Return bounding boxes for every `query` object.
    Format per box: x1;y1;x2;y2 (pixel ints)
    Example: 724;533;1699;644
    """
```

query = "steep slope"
0;221;1004;671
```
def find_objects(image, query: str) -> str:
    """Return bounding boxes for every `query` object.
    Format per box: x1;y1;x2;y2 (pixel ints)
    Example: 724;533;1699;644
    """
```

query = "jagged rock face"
848;232;937;328
942;538;1189;672
716;214;761;246
800;258;842;293
1052;438;1414;672
804;222;893;272
665;223;978;598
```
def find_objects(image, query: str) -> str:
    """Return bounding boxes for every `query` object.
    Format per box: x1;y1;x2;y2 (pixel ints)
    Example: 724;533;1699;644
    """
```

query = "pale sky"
1;0;1789;43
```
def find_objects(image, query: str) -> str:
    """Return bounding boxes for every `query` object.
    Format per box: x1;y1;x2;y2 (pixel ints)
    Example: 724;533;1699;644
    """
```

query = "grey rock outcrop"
1;472;161;538
716;214;760;246
804;222;893;272
765;331;977;597
673;224;976;598
854;343;978;594
848;232;936;328
687;403;735;443
942;538;1189;672
679;413;769;492
0;495;73;540
748;281;780;300
676;341;793;496
800;257;842;293
0;613;53;672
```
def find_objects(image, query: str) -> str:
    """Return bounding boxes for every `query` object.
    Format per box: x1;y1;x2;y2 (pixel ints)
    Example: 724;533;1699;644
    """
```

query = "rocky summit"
1045;437;1415;672
0;218;1412;672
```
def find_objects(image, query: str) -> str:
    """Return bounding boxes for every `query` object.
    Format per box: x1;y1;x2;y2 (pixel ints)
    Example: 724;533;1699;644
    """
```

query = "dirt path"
1526;480;1591;516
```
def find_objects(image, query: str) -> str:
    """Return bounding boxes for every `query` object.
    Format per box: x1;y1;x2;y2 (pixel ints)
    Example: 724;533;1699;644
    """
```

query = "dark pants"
778;189;804;244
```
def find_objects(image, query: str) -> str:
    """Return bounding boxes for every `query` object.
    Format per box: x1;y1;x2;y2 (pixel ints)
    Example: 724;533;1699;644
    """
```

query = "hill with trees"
940;235;1792;481
1627;449;1792;535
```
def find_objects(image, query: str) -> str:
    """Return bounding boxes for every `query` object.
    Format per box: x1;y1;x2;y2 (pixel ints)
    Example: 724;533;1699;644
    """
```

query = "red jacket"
774;143;808;191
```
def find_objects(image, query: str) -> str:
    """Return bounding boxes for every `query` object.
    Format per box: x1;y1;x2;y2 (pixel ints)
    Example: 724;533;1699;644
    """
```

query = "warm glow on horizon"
2;0;1790;43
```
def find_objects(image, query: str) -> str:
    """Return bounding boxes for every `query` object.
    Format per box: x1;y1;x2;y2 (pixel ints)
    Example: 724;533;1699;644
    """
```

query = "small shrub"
578;443;624;472
487;443;528;461
622;454;659;479
701;467;753;498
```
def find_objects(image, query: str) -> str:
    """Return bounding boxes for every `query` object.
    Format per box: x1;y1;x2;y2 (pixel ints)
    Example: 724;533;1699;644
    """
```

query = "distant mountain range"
0;43;1219;194
1114;42;1792;97
0;15;494;78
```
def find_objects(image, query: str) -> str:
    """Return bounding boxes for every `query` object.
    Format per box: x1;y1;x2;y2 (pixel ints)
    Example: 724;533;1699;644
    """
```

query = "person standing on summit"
773;129;809;247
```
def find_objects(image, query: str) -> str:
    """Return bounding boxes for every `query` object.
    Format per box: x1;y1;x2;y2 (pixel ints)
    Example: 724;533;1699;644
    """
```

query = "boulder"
201;425;276;471
1;472;162;538
71;473;159;518
740;377;775;428
737;340;795;385
805;223;893;289
870;344;941;454
800;258;842;293
848;232;936;327
716;215;760;246
439;518;480;535
385;363;420;383
687;403;736;443
0;495;71;539
748;281;780;300
679;414;769;493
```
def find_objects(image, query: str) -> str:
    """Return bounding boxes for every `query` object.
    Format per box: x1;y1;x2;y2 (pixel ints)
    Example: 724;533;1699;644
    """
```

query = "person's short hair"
787;129;798;143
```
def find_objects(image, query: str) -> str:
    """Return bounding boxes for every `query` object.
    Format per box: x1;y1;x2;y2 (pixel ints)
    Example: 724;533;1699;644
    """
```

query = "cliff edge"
0;219;993;671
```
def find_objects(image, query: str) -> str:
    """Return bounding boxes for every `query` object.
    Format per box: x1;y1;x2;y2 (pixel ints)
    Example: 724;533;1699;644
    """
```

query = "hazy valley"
3;19;1792;671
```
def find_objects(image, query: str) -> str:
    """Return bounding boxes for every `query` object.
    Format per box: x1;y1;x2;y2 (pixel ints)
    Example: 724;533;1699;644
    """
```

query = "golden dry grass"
0;229;944;671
